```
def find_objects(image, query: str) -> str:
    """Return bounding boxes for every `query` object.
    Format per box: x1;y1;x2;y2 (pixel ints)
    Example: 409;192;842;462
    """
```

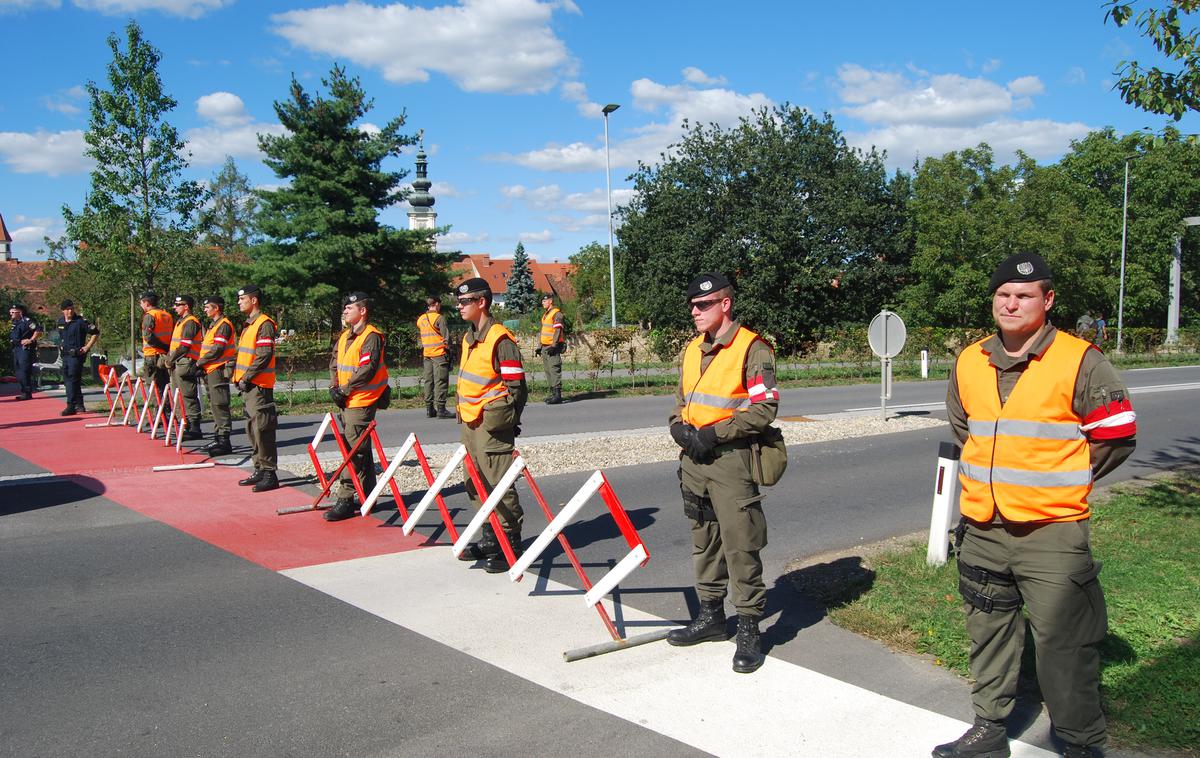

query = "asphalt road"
4;365;1197;756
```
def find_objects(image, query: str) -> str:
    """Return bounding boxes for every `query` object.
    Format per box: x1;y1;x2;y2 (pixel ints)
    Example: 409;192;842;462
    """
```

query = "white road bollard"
921;349;929;379
926;441;961;566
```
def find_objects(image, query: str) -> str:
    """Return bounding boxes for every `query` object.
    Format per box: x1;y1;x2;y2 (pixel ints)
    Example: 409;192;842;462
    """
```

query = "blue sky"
1;0;1197;263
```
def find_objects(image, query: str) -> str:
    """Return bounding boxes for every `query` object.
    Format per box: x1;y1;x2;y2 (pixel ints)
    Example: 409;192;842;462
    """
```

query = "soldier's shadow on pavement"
0;416;84;431
761;557;876;652
0;475;106;516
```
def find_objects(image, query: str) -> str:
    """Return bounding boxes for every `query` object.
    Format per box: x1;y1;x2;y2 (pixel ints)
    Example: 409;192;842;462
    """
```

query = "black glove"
534;346;543;356
548;343;562;356
670;422;695;450
687;425;719;462
237;379;252;393
328;386;347;408
513;423;522;437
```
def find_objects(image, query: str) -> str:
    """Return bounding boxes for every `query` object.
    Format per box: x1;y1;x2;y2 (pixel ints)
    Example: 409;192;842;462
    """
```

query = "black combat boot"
732;615;765;673
484;531;523;574
545;388;562;405
252;470;279;493
1060;744;1093;758
61;406;77;416
426;405;436;418
932;716;1009;758
238;469;264;486
667;598;728;646
183;419;204;441
206;434;233;457
458;524;500;562
324;497;357;522
436;405;455;419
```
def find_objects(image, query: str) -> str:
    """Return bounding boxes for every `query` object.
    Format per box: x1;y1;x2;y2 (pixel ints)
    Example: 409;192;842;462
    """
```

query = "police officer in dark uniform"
9;303;41;401
57;300;99;416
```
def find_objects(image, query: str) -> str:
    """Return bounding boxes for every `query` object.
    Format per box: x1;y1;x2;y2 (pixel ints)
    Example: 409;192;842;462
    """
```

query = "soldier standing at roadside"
932;252;1136;758
666;273;780;674
139;291;173;398
536;292;566;405
197;296;236;457
232;285;279;493
166;295;204;440
324;292;390;522
417;296;454;419
56;300;99;416
453;278;528;574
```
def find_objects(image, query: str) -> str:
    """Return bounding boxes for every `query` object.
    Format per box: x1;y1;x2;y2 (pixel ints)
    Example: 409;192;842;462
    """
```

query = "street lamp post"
602;103;620;327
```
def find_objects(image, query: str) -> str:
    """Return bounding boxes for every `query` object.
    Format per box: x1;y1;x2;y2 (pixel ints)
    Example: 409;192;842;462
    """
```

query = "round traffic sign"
868;310;906;358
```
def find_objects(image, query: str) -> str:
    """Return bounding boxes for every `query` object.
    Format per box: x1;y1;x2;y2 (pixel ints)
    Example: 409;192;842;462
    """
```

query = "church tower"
407;135;437;247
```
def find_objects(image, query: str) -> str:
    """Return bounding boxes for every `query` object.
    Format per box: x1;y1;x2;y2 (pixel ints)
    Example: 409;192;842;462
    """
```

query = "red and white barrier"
277;416;377;515
397;443;468;541
151;387;215;472
451;452;525;576
86;368;128;427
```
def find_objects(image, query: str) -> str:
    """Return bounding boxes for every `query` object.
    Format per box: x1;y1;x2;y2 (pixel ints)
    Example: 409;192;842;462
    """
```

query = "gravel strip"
284;415;947;494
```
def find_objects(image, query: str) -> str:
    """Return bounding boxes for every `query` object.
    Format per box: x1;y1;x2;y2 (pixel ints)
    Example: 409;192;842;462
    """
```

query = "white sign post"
867;310;906;421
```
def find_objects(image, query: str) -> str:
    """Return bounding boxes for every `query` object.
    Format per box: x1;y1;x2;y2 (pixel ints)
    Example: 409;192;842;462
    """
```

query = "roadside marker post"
926;441;961;566
276;419;376;515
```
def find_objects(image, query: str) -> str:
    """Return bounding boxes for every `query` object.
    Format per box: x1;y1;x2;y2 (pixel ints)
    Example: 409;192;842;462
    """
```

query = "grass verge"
787;473;1200;754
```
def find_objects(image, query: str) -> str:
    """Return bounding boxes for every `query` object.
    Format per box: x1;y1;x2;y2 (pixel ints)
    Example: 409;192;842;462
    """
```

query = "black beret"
173;295;194;308
59;299;74;310
237;285;263;298
139;290;158;304
456;277;491;297
343;291;370;306
203;295;224;307
686;272;732;300
988;252;1052;294
10;303;27;313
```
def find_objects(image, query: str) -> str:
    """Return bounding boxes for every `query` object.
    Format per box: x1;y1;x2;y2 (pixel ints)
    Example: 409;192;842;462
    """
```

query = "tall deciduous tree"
504;242;537;314
201;156;259;258
1105;0;1200;120
250;65;452;327
617;105;910;350
569;240;631;324
54;21;212;348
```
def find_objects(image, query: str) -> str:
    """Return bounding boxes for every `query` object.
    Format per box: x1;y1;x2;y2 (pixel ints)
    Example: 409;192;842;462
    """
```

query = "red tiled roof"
0;259;57;315
449;254;576;301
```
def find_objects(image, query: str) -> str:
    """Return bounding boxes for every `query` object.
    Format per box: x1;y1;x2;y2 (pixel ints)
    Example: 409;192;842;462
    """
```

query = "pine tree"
201;156;259;258
250;65;452;327
56;21;213;341
505;242;538;314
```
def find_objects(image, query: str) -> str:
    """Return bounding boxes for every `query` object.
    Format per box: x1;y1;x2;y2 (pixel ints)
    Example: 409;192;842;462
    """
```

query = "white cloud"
359;122;382;135
8;215;65;247
982;58;1001;73
70;0;231;17
848;119;1093;171
401;180;466;200
0;0;62;10
41;85;85;115
504;75;773;172
501;183;562;209
271;0;577;95
519;229;555;243
196;91;251;127
1064;66;1087;85
544;212;607;232
682;66;725;86
562;187;635;213
839;65;1019;126
561;80;603;118
0;129;90;175
1006;75;1044;97
438;230;490;245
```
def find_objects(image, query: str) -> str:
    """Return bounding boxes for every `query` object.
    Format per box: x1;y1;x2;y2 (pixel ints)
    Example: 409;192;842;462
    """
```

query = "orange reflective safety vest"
681;326;760;429
143;308;174;357
336;324;389;408
539;307;562;346
232;313;276;388
417;312;447;358
200;316;236;374
169;314;202;361
956;331;1094;523
456;322;516;423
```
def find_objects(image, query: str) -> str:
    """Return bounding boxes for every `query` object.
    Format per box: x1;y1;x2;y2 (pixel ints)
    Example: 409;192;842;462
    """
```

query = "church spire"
407;131;438;243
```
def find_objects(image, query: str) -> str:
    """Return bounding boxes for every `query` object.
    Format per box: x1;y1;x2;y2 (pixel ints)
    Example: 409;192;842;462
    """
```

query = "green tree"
1105;0;1200;120
504;241;537;314
569;240;631;323
617;105;910;350
250;64;452;327
54;21;213;349
201;156;259;258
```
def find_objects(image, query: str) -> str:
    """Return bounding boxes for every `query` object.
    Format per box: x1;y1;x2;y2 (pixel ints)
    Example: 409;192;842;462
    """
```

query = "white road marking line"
842;381;1200;413
283;549;1055;758
0;472;60;486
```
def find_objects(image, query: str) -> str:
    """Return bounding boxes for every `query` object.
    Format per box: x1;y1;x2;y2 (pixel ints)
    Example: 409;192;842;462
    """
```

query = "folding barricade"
359;433;459;542
85;366;125;427
152;387;216;472
389;445;656;658
276;413;375;515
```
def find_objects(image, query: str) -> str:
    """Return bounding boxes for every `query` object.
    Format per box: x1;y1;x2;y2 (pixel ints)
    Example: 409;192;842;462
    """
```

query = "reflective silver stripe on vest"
458;387;506;402
967;419;1083;440
337;363;362;373
237;346;258;355
685;391;749;410
960;460;1092;488
353;379;389;393
458;369;499;386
